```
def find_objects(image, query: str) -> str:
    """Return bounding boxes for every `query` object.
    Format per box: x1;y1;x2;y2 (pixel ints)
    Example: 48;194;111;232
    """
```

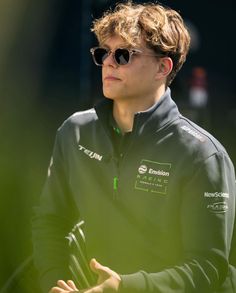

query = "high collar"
94;87;180;137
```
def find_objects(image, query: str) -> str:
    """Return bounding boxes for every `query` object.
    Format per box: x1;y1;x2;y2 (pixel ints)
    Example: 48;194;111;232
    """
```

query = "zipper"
111;131;134;200
113;173;119;200
113;176;118;191
112;154;120;200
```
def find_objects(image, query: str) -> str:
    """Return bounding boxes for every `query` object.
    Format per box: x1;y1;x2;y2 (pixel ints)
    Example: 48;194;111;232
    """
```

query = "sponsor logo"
138;165;148;174
148;168;169;176
138;165;169;177
78;144;103;161
207;202;228;213
135;159;171;194
181;125;205;142
204;192;229;198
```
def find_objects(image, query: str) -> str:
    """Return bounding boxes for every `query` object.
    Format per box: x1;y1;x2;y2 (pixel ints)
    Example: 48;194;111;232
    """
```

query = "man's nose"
103;52;117;67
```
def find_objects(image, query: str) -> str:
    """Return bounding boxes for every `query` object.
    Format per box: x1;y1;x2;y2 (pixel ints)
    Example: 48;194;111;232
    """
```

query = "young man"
32;2;236;293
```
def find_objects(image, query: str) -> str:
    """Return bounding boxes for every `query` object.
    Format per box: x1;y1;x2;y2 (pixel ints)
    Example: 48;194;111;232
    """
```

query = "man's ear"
155;57;173;80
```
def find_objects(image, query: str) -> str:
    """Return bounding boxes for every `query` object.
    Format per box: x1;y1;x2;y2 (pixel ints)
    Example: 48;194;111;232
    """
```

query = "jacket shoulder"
57;108;97;131
64;108;97;127
53;108;98;146
176;115;229;160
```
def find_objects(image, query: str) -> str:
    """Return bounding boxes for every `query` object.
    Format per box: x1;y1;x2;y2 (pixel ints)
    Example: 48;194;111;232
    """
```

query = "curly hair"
91;1;191;85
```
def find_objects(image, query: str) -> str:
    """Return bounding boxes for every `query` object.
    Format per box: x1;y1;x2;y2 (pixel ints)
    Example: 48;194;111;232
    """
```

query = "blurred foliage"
0;0;58;287
0;0;235;290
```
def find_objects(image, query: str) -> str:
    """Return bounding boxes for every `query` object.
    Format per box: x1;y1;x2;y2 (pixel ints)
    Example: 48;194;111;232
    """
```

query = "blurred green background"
0;0;235;289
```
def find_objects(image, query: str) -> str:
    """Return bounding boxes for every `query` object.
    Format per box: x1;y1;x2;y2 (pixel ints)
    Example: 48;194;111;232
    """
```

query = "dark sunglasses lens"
115;49;130;65
94;48;108;65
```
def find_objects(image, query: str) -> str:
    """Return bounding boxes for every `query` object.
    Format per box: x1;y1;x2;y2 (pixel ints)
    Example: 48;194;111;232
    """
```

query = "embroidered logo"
135;159;171;194
207;202;228;213
204;192;229;198
181;125;205;142
78;144;103;161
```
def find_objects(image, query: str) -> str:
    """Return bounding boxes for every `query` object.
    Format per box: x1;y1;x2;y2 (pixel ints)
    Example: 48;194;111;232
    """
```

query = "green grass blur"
0;0;235;291
0;1;66;287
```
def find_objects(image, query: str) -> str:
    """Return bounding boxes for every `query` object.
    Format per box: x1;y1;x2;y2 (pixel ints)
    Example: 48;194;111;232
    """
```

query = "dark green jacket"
32;88;236;292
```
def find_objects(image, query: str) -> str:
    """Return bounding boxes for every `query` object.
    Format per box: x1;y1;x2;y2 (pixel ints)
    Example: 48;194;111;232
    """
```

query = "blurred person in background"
32;1;236;293
188;66;209;127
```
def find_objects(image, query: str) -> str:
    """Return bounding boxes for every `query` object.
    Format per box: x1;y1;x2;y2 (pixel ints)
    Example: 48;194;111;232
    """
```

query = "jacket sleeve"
120;151;236;293
32;127;78;292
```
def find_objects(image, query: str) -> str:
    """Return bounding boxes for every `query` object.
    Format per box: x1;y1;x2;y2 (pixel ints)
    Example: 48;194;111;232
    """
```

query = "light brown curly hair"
91;1;191;85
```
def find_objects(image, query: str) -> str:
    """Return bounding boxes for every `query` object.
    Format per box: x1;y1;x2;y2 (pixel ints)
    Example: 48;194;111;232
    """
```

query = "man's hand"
82;258;121;293
49;259;121;293
49;279;79;292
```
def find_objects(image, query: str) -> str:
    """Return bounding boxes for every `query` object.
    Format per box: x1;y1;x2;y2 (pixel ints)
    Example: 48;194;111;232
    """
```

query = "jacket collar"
95;87;180;137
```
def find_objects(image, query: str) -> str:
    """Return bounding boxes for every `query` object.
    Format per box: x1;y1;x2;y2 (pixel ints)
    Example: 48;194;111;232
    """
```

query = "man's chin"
103;93;117;100
103;89;127;101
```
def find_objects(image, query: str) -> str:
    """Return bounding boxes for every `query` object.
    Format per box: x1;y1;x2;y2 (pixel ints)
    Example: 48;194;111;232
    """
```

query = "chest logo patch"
135;159;171;194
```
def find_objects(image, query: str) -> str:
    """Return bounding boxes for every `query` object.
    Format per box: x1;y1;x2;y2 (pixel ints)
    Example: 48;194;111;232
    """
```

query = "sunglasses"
90;47;161;66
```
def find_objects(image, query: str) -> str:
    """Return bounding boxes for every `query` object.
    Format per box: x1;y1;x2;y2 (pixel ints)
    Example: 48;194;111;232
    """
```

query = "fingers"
67;280;78;290
90;258;106;273
49;286;67;293
79;285;101;293
49;280;79;292
57;280;73;291
90;259;115;285
90;259;113;276
49;288;78;293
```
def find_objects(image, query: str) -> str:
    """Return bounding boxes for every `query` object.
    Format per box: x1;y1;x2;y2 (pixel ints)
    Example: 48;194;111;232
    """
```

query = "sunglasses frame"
90;47;143;66
90;47;160;66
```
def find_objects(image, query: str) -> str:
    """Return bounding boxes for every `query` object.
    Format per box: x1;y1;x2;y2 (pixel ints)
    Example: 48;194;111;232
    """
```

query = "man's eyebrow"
101;43;132;49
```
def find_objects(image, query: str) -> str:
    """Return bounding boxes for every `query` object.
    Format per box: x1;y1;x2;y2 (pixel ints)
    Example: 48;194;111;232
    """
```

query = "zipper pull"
113;176;119;199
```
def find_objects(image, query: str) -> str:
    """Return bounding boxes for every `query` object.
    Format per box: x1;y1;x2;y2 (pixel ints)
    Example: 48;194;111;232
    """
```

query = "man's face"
101;35;161;102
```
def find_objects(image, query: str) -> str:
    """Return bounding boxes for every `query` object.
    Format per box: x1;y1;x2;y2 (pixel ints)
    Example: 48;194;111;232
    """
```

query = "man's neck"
112;87;165;134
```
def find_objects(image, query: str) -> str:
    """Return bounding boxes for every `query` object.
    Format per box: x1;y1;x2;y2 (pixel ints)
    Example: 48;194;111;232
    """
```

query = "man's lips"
103;75;121;81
